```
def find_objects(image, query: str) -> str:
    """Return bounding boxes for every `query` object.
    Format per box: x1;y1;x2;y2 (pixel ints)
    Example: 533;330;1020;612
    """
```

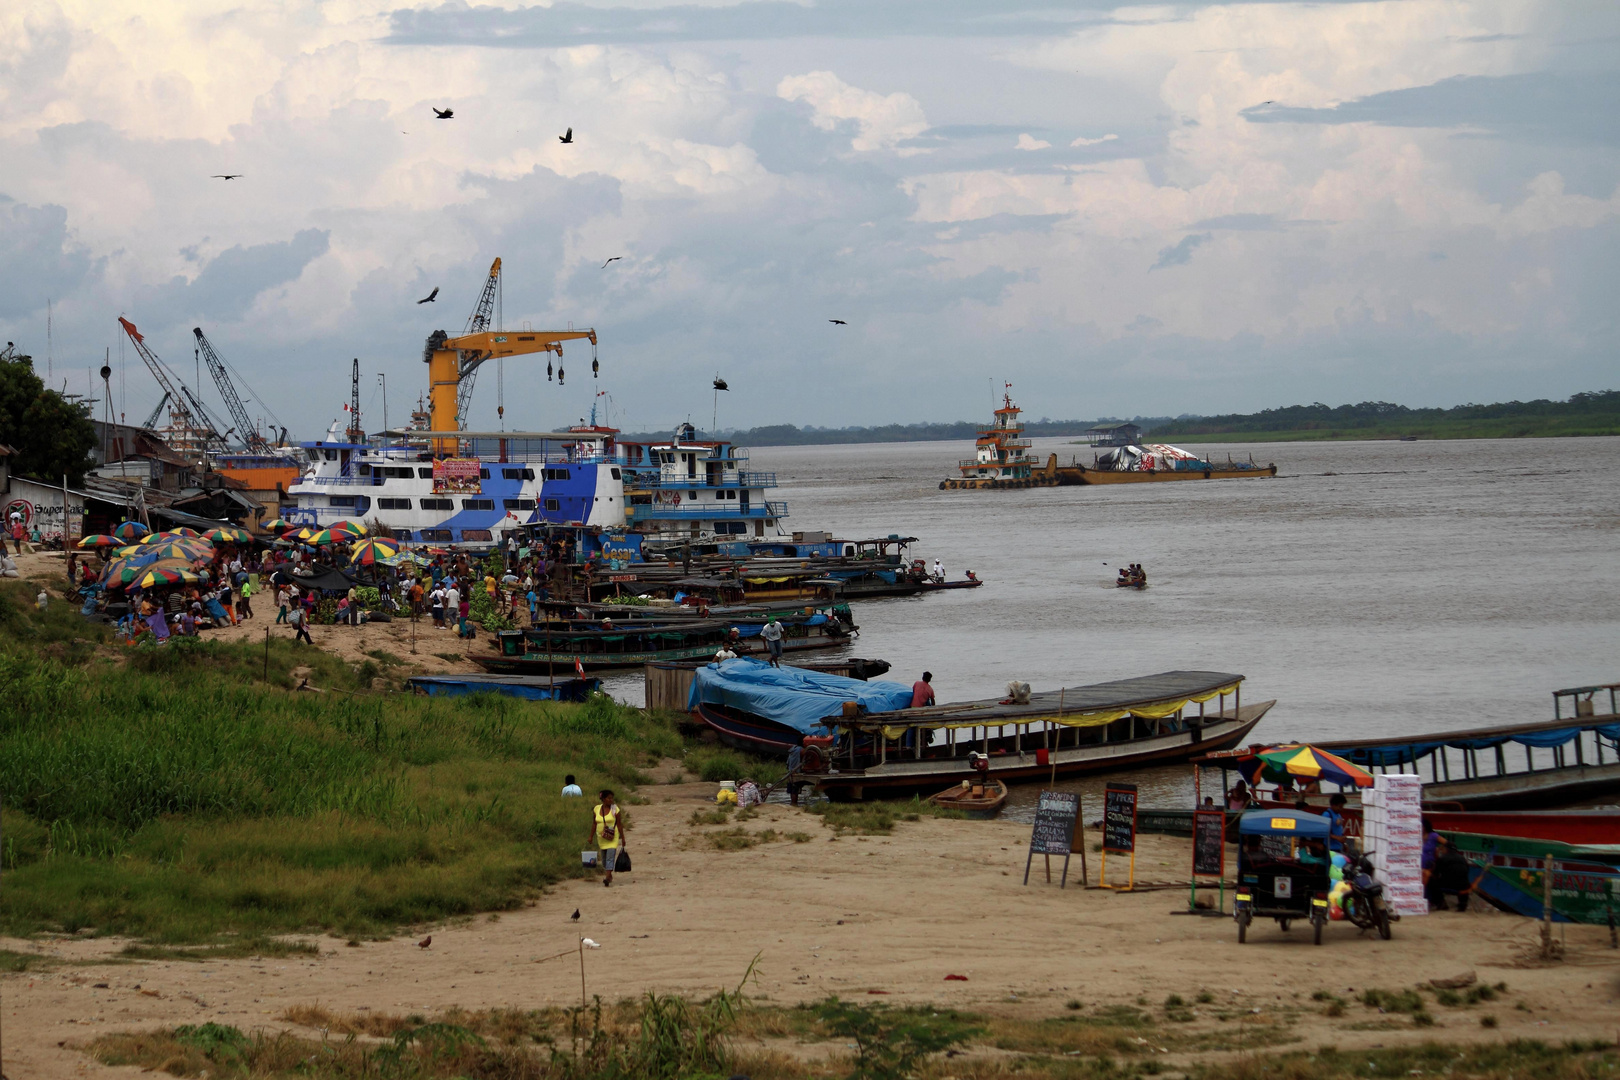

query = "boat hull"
477;634;844;675
1424;810;1620;846
817;702;1273;800
927;778;1008;819
407;675;602;701
1055;464;1277;484
1442;832;1620;925
694;701;818;754
1420;762;1620;810
939;476;1060;491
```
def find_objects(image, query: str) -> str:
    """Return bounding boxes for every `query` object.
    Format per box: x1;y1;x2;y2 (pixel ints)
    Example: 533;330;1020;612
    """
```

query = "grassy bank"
0;579;683;942
86;996;1620;1079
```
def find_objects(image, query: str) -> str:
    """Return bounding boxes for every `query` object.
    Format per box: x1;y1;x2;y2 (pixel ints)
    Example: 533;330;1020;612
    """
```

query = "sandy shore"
5;778;1618;1078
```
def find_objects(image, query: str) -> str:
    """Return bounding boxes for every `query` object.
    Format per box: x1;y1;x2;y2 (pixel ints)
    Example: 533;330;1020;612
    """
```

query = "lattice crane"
193;327;272;453
453;257;502;428
117;317;227;459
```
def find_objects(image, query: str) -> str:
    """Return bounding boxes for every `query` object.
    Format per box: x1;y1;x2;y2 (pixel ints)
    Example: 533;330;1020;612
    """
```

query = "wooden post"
1541;854;1556;960
1077;790;1088;886
579;937;588;1010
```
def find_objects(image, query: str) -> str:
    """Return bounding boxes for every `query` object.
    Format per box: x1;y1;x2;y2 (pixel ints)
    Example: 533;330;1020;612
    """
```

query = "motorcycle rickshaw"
1234;809;1334;945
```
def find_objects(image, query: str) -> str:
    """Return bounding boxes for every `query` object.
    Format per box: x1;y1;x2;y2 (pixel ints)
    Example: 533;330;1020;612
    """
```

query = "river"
596;435;1620;814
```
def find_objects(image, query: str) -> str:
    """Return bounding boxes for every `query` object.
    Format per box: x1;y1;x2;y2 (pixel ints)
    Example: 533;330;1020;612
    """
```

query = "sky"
1;0;1616;438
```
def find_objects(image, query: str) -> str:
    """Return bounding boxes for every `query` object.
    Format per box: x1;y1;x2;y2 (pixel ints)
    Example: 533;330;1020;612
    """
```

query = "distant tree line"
620;417;1181;446
1149;390;1620;436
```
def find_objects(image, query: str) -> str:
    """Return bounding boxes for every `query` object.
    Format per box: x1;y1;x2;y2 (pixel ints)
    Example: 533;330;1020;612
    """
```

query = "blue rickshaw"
1234;809;1334;945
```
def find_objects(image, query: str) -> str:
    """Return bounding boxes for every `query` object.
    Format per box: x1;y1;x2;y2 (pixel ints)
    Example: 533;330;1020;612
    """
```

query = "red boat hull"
1423;810;1620;846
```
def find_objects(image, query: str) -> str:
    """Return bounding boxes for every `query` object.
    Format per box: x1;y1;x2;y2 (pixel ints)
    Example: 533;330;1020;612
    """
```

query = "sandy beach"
5;774;1616;1079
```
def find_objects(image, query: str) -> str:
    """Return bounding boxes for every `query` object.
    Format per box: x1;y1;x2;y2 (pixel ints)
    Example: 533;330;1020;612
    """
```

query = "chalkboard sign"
1103;783;1138;854
1192;810;1225;877
1029;791;1079;855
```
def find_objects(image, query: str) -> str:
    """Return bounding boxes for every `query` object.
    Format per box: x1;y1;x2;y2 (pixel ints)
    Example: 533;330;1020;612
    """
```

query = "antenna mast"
348;358;363;442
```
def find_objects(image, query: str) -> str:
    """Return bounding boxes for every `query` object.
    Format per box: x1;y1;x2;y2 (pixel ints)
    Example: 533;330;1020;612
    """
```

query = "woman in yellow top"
586;789;627;886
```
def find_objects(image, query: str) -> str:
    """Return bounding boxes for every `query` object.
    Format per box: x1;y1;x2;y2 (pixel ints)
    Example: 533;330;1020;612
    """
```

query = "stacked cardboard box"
1362;773;1427;917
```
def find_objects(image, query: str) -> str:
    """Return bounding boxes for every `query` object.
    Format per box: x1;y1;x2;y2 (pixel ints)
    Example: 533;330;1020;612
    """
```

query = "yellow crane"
420;257;597;456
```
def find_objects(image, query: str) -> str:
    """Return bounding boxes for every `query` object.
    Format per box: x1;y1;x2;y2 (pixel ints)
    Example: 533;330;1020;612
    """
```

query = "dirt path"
5;781;1617;1079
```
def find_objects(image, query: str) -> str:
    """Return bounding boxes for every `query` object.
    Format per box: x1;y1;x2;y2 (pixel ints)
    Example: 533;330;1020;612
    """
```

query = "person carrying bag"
586;789;629;886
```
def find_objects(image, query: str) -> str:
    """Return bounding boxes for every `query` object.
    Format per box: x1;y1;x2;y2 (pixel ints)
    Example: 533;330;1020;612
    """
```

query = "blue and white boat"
285;420;626;544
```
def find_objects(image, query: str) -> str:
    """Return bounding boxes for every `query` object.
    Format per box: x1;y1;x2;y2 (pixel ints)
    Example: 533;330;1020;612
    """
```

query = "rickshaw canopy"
1237;809;1331;840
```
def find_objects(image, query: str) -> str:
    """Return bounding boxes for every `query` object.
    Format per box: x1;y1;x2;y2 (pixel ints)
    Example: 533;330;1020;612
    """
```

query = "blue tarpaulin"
1336;723;1620;768
687;657;916;737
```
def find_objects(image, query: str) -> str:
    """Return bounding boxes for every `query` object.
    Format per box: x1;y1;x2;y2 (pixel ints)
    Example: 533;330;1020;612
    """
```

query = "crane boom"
454;257;502;428
141;391;171;431
193;327;270;453
117;317;227;459
421;326;597;456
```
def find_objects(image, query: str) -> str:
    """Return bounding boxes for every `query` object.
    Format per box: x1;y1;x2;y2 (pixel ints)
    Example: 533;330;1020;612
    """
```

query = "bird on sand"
417;287;439;304
417;935;432;948
433;107;454;119
559;127;574;144
211;174;242;180
600;257;622;268
571;909;581;921
828;319;846;325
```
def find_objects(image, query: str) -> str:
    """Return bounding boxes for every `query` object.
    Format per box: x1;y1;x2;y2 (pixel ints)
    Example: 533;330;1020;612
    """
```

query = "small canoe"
917;579;984;591
928;778;1008;819
1115;580;1147;589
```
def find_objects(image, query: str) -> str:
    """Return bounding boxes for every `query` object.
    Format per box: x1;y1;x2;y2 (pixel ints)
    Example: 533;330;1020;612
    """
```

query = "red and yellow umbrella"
144;539;213;562
1237;745;1374;789
326;519;368;537
112;520;150;541
137;565;205;589
77;534;121;548
205;527;253;544
262;518;292;532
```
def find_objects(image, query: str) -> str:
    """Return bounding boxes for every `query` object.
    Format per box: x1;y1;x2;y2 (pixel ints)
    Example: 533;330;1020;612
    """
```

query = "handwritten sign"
1193;810;1225;878
1103;783;1138;854
1029;791;1078;855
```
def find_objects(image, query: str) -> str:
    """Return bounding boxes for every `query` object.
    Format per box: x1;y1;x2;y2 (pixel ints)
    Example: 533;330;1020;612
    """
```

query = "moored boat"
814;671;1271;800
406;674;602;701
1442;832;1620;924
927;777;1008;818
938;386;1061;491
478;612;851;675
686;657;916;754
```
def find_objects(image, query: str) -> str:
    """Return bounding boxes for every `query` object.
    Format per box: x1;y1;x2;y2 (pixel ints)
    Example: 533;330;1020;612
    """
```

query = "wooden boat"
1425;810;1620;846
928;777;1008;818
644;656;892;714
814;671;1272;800
1056;460;1277;484
477;613;850;675
1115;580;1146;589
406;674;602;701
1197;680;1620;811
686;659;917;754
916;578;984;591
1442;832;1620;925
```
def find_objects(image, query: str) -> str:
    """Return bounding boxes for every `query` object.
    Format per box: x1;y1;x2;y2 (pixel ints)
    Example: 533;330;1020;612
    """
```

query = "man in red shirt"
911;671;935;708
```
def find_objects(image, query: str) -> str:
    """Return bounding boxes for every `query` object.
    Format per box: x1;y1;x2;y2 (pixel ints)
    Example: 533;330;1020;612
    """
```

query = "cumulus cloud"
1151;233;1211;270
776;71;929;153
1015;133;1051;150
1070;133;1118;147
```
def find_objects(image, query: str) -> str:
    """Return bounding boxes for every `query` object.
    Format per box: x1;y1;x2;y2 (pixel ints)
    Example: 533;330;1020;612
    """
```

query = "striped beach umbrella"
349;537;401;567
112;520;150;541
77;534;120;548
205;527;253;544
262;518;292;532
326;519;368;538
143;539;213;562
1238;745;1375;789
138;566;204;589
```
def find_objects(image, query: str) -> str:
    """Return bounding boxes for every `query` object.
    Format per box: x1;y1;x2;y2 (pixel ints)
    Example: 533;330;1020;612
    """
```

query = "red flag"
118;316;143;343
574;657;585;679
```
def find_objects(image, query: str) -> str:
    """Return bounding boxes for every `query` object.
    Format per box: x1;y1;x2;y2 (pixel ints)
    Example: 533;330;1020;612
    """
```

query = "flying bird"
559;127;574;144
211;174;242;180
601;257;622;268
570;909;581;921
828;319;846;325
713;377;729;392
433;107;454;119
417;935;432;949
417;288;439;304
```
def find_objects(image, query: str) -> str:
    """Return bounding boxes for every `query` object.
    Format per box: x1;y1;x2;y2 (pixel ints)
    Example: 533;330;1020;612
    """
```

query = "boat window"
419;497;453;510
323;450;337;461
611;468;621;479
503;498;536;511
390;529;414;541
459;529;493;542
543;467;569;481
357;465;371;476
385;466;414;478
479;468;490;479
420;529;452;542
418;467;434;479
461;498;495;511
522;468;535;480
378;497;411;510
328;496;355;508
501;468;524;480
544;498;560;512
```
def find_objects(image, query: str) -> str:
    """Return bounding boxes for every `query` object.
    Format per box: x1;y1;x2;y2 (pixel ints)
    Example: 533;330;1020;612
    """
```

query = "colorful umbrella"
105;555;190;587
114;544;145;557
262;518;292;532
205;527;253;544
112;520;150;541
1237;745;1375;790
140;530;186;545
143;539;213;562
326;519;368;537
349;537;401;566
77;534;120;548
138;566;204;589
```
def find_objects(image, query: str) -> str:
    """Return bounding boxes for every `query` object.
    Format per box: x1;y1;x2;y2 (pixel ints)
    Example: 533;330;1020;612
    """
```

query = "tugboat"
939;385;1060;490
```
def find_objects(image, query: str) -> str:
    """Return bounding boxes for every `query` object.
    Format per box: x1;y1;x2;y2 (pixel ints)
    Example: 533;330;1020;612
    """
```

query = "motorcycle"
1339;853;1394;939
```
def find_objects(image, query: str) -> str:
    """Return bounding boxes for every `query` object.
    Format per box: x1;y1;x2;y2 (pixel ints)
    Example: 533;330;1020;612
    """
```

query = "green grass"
808;796;961;834
0;581;682;942
116;937;322;961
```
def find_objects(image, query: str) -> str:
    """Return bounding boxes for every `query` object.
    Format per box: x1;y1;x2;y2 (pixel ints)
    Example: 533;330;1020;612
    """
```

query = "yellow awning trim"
858;683;1241;735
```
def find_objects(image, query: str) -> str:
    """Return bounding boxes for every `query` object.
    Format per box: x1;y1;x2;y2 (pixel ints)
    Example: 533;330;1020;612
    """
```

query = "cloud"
1016;133;1051;150
777;71;928;153
0;196;95;319
1070;133;1119;147
1191;213;1286;231
1151;233;1211;270
1243;72;1620;147
146;228;330;322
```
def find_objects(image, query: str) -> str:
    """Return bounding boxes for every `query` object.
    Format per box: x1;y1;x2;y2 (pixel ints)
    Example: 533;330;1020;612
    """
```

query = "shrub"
815;998;979;1080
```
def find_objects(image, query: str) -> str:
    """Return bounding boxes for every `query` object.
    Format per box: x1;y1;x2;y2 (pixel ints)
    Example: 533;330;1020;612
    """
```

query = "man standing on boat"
911;671;935;708
760;617;785;667
933;558;944;582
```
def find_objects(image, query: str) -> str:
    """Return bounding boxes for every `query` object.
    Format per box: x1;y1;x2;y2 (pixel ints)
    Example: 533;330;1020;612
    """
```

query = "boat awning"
846;670;1244;733
1315;721;1620;768
688;657;915;738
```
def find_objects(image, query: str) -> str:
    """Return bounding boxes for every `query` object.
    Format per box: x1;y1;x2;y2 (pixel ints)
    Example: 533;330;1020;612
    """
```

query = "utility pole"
378;373;388;438
348;358;362;443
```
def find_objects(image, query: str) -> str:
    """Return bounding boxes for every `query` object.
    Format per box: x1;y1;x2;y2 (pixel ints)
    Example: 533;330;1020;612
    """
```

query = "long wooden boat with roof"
811;671;1273;800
